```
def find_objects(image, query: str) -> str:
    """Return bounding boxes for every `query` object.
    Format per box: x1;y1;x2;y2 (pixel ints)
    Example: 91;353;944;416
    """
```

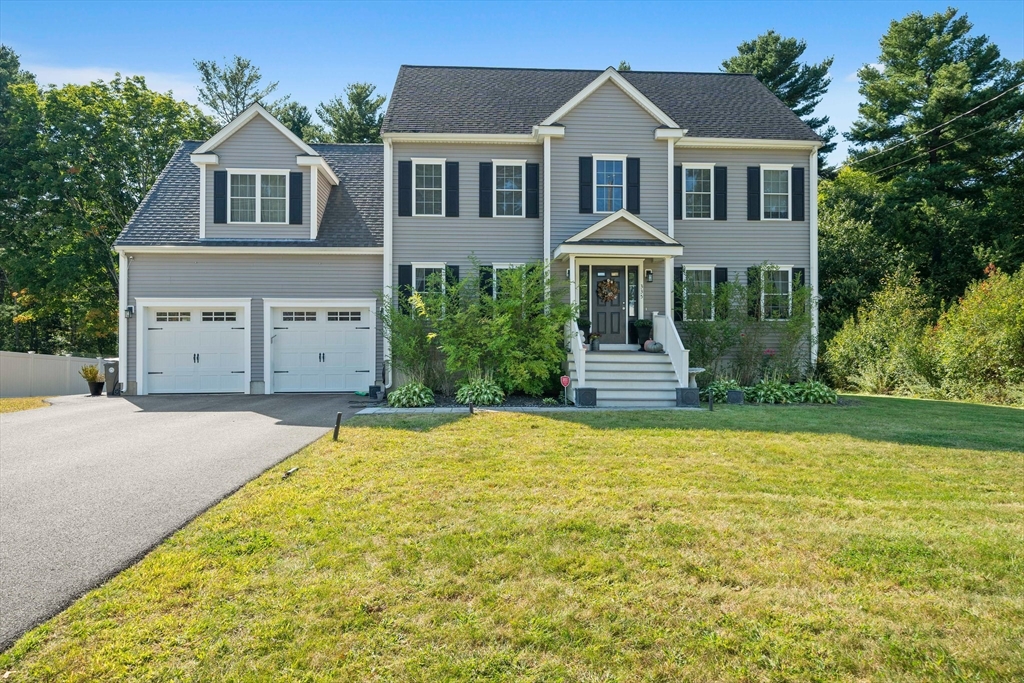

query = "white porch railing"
568;319;586;387
652;313;689;388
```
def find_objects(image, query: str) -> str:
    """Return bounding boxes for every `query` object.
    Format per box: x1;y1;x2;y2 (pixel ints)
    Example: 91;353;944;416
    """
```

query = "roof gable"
566;210;677;244
542;67;676;127
195;103;316;156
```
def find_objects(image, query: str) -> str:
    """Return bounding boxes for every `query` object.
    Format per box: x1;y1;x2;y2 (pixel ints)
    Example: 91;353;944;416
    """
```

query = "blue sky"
2;0;1022;162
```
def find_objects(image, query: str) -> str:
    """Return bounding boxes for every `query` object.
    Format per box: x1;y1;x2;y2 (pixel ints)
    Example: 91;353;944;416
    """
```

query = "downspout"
383;138;394;388
543;134;552;301
666;138;675;319
117;251;130;392
809;147;820;365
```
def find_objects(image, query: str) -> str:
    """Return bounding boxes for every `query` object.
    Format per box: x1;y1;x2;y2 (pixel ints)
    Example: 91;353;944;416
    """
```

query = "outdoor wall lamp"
645;269;654;283
124;306;134;319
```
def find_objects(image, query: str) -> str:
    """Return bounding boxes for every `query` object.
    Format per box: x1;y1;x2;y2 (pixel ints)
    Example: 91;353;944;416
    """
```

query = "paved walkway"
0;393;370;650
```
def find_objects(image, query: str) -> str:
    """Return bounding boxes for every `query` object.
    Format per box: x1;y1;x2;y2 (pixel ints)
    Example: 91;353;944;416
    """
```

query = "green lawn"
3;397;1022;681
0;397;49;414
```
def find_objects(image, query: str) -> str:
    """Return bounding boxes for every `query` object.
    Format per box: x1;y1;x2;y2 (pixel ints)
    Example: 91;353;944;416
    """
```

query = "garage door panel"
146;307;245;394
271;306;373;393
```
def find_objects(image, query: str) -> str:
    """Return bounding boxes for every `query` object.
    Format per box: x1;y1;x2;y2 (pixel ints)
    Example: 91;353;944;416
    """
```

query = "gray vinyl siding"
391;142;544;281
588;218;659;241
316;170;332;230
549;81;669;248
204;116;311;240
674;148;811;281
125;253;384;390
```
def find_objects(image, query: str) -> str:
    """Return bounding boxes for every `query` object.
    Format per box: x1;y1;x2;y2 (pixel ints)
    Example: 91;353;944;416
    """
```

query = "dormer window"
229;171;288;223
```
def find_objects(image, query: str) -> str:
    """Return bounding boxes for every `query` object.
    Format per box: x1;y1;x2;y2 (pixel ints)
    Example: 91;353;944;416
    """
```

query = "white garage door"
271;307;374;392
146;308;247;393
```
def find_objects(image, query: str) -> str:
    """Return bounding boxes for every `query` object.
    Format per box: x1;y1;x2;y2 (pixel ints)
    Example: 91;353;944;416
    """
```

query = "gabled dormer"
190;104;339;240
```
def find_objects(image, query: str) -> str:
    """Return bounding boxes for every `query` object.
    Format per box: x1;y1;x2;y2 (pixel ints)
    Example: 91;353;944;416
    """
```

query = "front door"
591;266;627;344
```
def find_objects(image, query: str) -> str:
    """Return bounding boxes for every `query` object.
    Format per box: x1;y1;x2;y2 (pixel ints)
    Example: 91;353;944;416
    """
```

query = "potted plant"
79;364;105;397
577;317;592;339
634;318;653;345
588;332;601;351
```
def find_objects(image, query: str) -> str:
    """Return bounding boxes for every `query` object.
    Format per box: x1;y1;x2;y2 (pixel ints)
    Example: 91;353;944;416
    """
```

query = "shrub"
455;378;505;405
701;378;741;403
747;375;797;404
387;382;434;408
795;380;838;404
541;397;560;406
79;364;102;382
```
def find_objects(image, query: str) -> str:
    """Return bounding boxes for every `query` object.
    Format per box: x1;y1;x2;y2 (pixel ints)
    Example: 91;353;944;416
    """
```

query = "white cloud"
25;64;200;103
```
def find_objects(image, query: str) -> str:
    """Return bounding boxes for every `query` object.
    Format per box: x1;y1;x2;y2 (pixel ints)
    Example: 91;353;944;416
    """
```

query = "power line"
867;120;1005;176
846;80;1024;167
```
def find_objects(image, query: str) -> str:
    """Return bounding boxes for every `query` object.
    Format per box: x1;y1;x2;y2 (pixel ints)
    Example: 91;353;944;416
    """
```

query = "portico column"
664;256;672;320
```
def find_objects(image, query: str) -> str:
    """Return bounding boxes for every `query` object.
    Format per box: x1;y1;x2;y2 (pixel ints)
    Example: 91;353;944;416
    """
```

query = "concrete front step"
567;350;687;407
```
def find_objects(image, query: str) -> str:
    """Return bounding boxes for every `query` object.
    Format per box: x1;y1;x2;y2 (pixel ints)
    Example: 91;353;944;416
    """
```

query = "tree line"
2;6;1022;384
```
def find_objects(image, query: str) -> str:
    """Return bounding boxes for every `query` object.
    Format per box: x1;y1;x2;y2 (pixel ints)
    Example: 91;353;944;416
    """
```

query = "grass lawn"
2;396;1022;681
0;397;49;413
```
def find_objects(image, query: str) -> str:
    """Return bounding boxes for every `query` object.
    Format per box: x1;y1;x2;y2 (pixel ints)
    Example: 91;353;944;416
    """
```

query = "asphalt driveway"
0;393;371;650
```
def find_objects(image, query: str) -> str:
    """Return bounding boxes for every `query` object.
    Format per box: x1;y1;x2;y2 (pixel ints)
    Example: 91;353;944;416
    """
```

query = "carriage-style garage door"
270;307;373;392
145;307;247;393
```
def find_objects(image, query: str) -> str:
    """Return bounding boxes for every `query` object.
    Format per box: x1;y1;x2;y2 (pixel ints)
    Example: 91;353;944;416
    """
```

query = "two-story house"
114;65;821;405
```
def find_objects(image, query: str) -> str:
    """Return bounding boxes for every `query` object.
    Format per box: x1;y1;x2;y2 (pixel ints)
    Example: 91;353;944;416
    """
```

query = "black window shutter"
747;266;761;318
673;166;682;220
213;170;227;224
792;267;806;289
673;265;684;321
791;167;805;221
289;171;303;225
579;157;593;214
525;162;539;218
714;267;728;286
747;167;760;221
480;266;494;297
445;161;459;217
446;265;460;288
397;265;413;312
626;157;640;213
714;166;727;221
479;162;493;218
398;161;412;217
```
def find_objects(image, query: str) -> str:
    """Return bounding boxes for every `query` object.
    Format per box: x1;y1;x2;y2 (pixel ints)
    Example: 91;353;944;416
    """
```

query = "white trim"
555;243;683;258
198;164;207;239
134;297;252;396
309;165;318;240
760;164;793;221
117;246;383;255
225;169;290;225
117;252;128;391
541;67;678;128
543;136;552;291
383;139;394;388
809;149;819;364
566;208;678;244
195;103;317;156
760;266;794;320
676;137;823;150
681;164;716;220
532;125;566;138
678;264;716;321
655;128;687;140
262;297;377;394
382;132;537;144
189;153;219;164
295;155;339;185
666;140;674;239
411;158;446;217
593;154;627;214
492;159;527;218
576;258;647;338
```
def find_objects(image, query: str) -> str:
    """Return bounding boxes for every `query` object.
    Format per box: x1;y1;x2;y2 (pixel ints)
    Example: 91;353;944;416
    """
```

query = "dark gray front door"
592;266;627;344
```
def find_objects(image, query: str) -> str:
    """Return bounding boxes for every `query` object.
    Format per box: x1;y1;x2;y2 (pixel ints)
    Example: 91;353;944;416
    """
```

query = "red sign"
560;375;570;388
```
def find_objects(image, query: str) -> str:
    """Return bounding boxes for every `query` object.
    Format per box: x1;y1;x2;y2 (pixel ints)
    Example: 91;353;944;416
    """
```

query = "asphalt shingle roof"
114;141;383;248
382;66;821;142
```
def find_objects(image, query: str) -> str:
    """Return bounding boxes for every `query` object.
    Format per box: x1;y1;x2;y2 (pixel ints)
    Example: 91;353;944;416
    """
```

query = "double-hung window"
229;171;288;223
413;263;446;294
493;161;525;217
681;267;715;321
761;267;792;320
683;165;714;219
492;263;525;298
761;166;791;220
413;159;444;216
594;155;625;213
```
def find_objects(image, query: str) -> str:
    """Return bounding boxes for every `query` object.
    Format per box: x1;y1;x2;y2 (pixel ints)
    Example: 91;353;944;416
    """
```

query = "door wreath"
597;278;619;303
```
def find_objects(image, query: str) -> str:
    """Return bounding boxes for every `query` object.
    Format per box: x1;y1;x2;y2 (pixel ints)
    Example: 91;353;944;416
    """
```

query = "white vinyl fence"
0;351;107;398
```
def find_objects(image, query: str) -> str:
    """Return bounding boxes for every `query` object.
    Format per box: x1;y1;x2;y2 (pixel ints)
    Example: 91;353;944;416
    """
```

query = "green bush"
701;378;741;403
747;375;797;404
541;397;560;406
795;380;838;404
79;364;102;382
455;378;505;406
387;382;435;408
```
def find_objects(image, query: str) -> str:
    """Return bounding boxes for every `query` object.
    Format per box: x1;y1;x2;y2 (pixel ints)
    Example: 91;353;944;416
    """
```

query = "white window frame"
682;164;715;220
412;261;447;294
412;158;445;217
760;164;792;221
593;154;627;214
491;262;525;298
227;169;290;224
680;265;716;321
760;265;793;321
492;160;526;218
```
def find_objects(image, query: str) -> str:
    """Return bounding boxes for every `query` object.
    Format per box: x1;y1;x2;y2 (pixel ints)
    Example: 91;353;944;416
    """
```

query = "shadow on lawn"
354;396;1024;454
